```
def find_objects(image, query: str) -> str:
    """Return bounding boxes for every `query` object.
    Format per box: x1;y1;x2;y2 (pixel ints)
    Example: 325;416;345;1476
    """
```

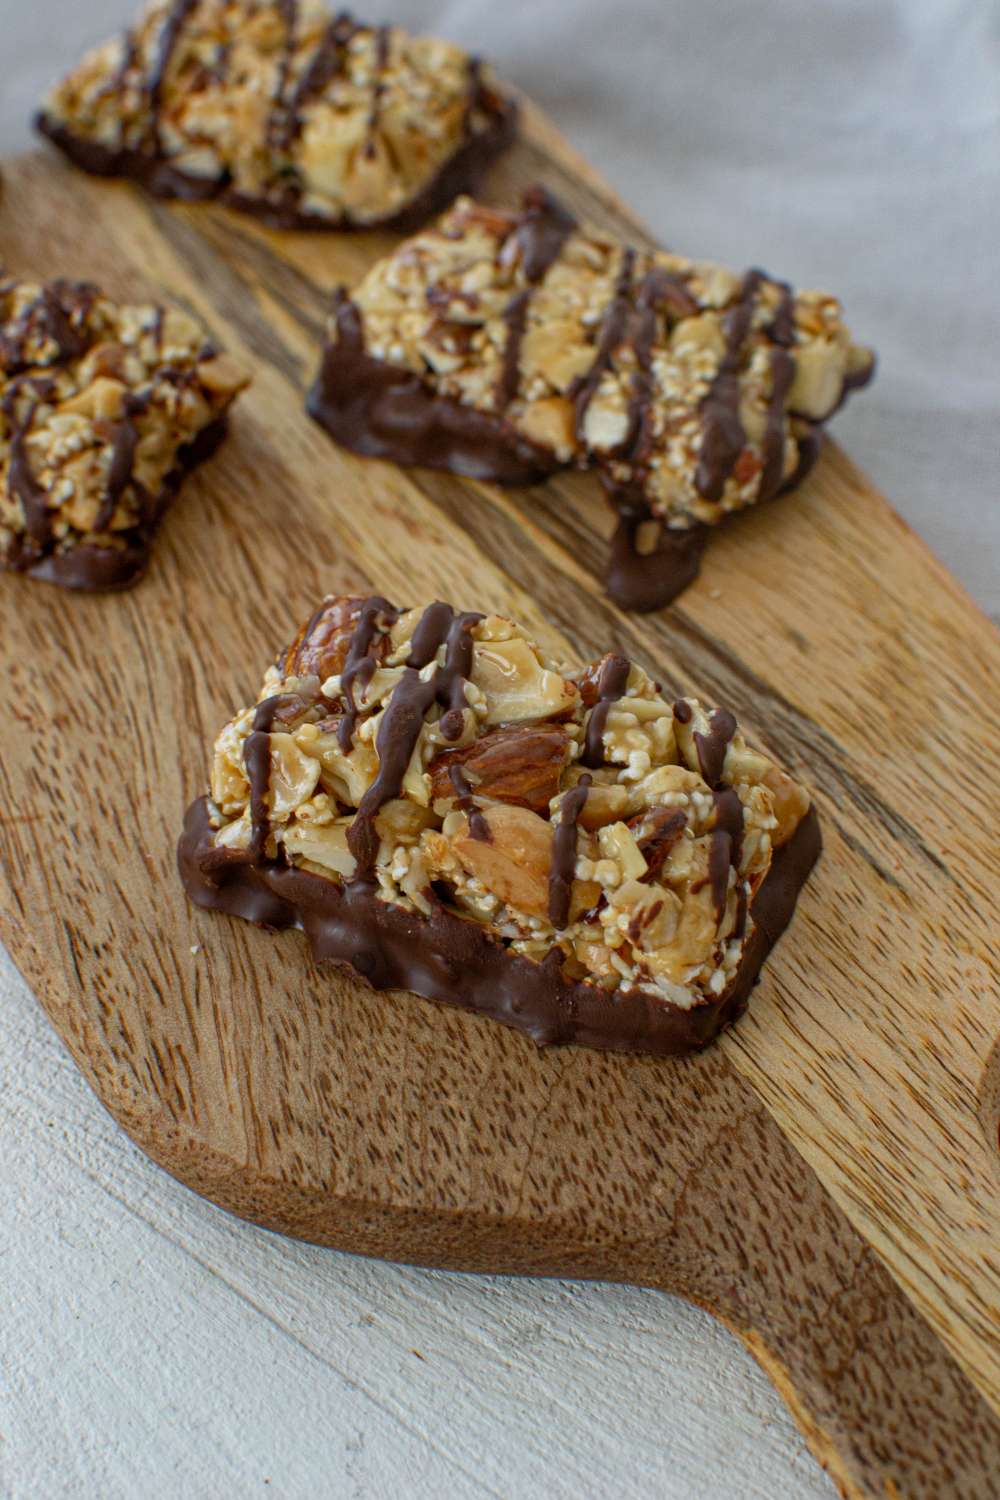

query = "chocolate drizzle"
147;0;199;151
3;378;54;551
244;700;281;862
768;281;796;347
621;264;698;465
601;268;817;611
693;708;737;788
462;57;482;135
93;392;149;532
408;602;484;736
586;263;711;614
39;285;87;363
348;604;482;877
448;764;491;842
511;187;578;284
496;190;578;413
497;291;530;411
336;594;398;752
707;786;744;920
572;248;636;438
582;653;630;768
363;25;391;157
695;269;762;503
280;9;358;145
105;28;139;121
689;727;746;935
761;348;795;498
266;0;301;152
202;690;311;873
332;286;365;351
548;775;591;929
733;884;748;941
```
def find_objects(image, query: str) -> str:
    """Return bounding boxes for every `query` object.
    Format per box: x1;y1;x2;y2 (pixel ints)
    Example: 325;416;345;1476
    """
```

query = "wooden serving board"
2;110;999;1499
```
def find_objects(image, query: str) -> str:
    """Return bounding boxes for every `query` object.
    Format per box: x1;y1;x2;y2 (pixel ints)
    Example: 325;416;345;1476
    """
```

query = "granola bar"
179;593;820;1054
37;1;517;232
307;190;874;609
1;274;248;589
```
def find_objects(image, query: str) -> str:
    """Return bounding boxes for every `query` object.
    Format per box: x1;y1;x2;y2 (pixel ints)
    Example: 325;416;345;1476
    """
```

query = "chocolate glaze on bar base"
306;307;563;486
2;416;228;591
36;95;518;235
606;512;709;616
178;797;821;1057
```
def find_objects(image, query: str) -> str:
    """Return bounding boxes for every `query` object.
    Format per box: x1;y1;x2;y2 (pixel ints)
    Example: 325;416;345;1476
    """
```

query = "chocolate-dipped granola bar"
1;274;248;589
37;1;517;232
307;190;874;610
179;594;820;1055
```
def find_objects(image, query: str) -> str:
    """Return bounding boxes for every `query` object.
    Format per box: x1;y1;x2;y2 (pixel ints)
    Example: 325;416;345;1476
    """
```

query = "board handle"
664;1099;1000;1500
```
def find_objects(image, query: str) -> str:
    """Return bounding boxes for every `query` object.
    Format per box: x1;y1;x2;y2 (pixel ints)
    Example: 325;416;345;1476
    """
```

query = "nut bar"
37;1;517;232
1;274;249;589
307;190;874;609
179;594;821;1055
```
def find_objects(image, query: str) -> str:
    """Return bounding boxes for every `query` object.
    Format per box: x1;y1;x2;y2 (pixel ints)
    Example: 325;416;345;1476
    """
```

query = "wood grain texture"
1;116;999;1500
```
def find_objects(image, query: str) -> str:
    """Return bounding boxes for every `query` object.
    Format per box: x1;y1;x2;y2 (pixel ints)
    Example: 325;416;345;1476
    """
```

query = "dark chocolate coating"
177;796;821;1057
1;416;227;591
36;89;518;234
605;514;709;614
306;339;563;484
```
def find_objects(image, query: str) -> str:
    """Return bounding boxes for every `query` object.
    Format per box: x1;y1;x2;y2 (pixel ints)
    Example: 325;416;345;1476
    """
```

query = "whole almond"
428;723;571;815
283;596;386;681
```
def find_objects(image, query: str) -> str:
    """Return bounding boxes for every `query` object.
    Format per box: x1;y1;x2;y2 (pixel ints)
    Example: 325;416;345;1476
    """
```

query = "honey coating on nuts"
204;596;813;1013
337;195;874;524
0;274;248;569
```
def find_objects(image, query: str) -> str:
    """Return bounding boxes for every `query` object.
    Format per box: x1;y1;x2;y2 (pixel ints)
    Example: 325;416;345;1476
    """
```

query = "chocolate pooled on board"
36;1;517;232
0;274;248;589
307;190;875;610
180;593;821;1055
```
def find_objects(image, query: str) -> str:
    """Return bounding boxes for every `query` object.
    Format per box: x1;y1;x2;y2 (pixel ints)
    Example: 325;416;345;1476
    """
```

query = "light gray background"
2;3;997;1498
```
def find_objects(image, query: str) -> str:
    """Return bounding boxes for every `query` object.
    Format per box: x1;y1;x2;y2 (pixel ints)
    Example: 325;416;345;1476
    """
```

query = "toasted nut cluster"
39;1;515;229
201;594;812;1012
0;273;249;587
332;192;874;524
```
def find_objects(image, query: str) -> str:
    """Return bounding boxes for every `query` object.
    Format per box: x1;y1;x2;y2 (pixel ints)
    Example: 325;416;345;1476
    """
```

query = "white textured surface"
2;2;996;1496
